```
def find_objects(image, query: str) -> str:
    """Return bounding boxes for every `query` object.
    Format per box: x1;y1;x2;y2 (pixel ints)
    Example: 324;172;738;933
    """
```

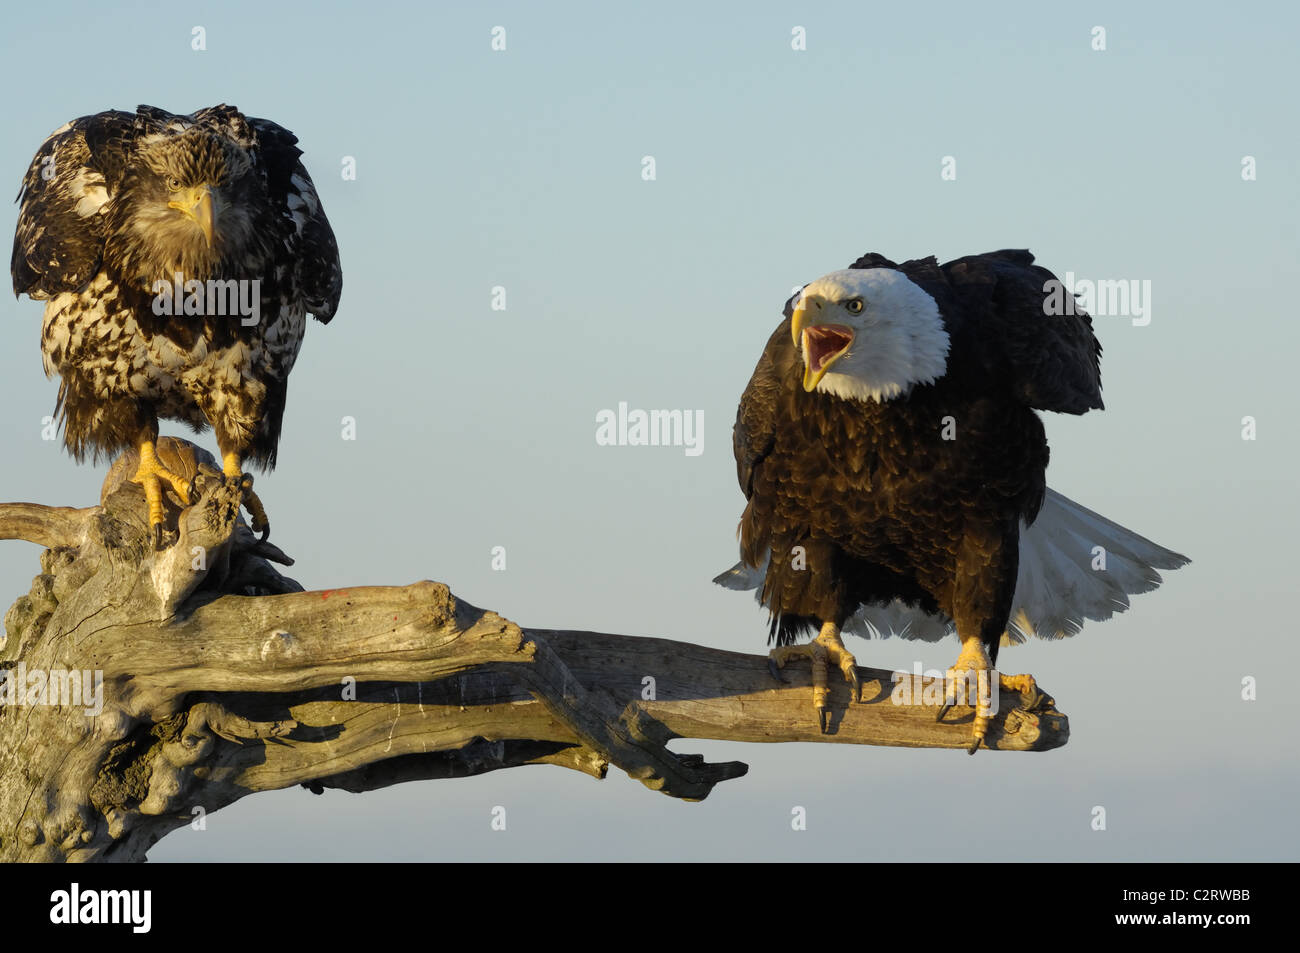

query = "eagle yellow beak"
792;294;853;390
798;321;855;392
802;348;824;391
168;185;215;245
791;302;807;346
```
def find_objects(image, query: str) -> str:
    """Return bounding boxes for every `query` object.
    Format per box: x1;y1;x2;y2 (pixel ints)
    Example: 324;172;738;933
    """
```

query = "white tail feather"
1004;488;1189;643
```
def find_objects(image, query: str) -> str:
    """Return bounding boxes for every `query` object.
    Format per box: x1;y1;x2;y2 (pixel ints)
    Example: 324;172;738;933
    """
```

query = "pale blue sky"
1;1;1296;860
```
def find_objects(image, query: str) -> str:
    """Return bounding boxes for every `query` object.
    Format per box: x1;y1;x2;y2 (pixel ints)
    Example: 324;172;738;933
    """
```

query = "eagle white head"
792;269;950;403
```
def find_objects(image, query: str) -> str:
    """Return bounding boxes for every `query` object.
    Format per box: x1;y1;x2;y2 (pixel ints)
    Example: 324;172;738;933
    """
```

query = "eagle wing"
721;292;804;577
937;249;1103;415
732;304;800;501
10;110;137;297
243;113;342;324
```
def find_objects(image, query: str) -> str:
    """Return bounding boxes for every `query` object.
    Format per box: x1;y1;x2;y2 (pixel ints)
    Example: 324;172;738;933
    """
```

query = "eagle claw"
767;658;788;683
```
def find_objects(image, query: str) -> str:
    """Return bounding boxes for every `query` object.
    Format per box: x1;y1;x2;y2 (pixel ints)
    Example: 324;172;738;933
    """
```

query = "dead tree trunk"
0;438;1066;862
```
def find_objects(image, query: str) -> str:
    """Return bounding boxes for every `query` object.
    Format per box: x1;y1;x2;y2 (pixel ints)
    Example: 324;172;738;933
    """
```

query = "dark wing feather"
248;116;342;324
10;110;138;297
733;288;804;501
939;249;1103;414
731;316;798;576
847;251;900;271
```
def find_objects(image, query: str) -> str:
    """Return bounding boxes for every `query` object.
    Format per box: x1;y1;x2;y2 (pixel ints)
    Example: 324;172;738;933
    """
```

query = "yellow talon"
768;621;861;733
130;438;193;547
937;637;1038;754
222;451;270;539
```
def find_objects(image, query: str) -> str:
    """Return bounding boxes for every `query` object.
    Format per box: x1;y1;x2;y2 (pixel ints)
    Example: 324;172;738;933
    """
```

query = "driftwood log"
0;438;1067;862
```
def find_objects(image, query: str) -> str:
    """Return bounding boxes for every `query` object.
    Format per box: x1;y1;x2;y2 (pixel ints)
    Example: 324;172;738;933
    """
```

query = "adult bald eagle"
11;104;340;548
715;250;1187;751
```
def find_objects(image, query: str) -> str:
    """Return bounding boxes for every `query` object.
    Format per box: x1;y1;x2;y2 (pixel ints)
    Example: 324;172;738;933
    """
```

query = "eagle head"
105;127;268;290
791;269;950;403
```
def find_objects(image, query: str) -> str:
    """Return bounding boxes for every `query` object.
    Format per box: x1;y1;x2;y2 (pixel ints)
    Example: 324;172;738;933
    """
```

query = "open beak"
168;185;215;245
792;302;854;391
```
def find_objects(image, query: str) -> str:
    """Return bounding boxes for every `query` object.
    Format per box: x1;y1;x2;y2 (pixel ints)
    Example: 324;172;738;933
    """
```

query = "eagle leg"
936;637;1038;754
767;621;860;734
222;452;270;542
130;438;195;550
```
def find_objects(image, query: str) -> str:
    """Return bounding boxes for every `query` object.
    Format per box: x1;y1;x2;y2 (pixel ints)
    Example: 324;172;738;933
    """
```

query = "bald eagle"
11;104;340;548
715;250;1188;750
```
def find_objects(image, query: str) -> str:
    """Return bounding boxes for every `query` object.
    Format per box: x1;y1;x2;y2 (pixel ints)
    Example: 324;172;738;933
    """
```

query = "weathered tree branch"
0;438;1067;862
0;503;95;550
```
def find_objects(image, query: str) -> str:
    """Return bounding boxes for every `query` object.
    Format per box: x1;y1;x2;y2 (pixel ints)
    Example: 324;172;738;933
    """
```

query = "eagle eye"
845;298;864;315
166;176;182;191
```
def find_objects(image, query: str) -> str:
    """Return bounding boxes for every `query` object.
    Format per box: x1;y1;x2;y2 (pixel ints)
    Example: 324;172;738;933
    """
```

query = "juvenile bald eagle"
715;250;1188;751
11;104;340;548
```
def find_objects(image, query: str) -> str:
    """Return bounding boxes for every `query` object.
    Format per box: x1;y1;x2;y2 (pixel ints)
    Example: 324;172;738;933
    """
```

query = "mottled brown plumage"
11;104;341;546
11;104;341;468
